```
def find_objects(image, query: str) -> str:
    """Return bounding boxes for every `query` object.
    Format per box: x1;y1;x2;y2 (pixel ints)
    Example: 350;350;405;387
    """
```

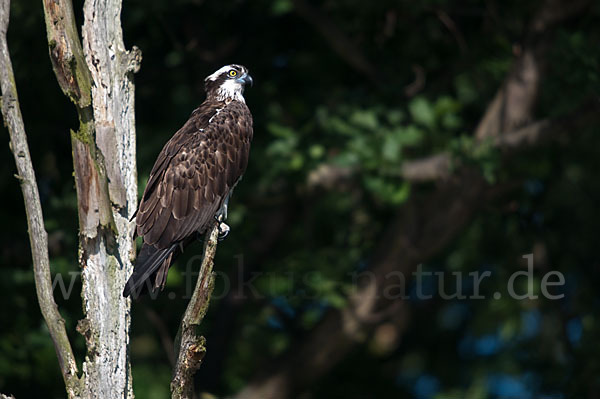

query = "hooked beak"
238;73;253;87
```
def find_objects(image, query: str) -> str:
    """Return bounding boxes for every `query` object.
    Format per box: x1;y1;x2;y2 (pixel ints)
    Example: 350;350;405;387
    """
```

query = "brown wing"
136;100;253;249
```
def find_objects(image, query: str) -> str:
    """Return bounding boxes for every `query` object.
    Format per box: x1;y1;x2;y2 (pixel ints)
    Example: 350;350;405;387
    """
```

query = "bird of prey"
123;64;254;298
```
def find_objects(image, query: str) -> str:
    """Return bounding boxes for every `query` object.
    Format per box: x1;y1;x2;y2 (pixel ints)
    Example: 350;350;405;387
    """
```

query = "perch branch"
171;224;220;399
0;0;80;395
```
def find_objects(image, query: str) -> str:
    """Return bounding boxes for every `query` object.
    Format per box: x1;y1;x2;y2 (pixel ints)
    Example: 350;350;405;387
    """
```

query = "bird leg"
215;195;231;240
220;194;230;220
217;220;230;240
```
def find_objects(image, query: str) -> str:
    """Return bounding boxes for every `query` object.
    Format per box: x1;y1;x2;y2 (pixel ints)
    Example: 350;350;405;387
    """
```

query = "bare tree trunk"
76;1;140;397
41;0;141;396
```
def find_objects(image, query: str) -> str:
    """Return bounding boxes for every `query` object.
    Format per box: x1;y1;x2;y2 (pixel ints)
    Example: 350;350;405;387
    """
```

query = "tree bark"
41;0;141;397
76;2;140;398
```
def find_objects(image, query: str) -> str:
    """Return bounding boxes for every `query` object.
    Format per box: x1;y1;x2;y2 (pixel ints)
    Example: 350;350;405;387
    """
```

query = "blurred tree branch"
0;0;80;395
309;106;597;188
171;224;220;399
475;0;591;140
433;7;468;54
401;105;598;182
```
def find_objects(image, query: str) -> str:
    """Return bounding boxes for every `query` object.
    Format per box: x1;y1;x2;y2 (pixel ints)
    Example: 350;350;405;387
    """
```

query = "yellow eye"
228;70;237;77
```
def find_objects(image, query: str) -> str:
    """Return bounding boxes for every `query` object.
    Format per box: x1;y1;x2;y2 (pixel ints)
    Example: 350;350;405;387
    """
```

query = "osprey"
123;64;254;298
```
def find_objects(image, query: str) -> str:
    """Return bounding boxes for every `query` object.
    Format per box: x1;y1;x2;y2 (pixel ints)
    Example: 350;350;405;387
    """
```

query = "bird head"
204;64;253;102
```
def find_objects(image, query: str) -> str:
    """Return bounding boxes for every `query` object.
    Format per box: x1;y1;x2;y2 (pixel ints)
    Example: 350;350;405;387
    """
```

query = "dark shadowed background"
2;0;600;398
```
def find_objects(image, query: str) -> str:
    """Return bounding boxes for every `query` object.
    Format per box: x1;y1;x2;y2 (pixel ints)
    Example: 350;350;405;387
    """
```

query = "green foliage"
449;135;500;183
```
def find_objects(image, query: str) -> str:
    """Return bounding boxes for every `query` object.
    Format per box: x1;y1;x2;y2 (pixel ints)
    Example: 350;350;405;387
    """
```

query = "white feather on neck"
216;79;246;103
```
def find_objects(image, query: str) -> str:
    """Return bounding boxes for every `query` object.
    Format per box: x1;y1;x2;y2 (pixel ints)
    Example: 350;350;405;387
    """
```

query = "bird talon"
217;222;230;240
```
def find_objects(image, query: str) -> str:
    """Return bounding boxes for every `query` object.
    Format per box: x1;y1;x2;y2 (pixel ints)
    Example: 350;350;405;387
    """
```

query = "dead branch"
42;0;113;237
171;224;220;399
41;0;140;397
0;0;80;395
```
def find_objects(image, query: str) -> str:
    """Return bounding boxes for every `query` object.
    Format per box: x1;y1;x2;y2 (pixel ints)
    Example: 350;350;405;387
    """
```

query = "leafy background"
1;0;600;398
